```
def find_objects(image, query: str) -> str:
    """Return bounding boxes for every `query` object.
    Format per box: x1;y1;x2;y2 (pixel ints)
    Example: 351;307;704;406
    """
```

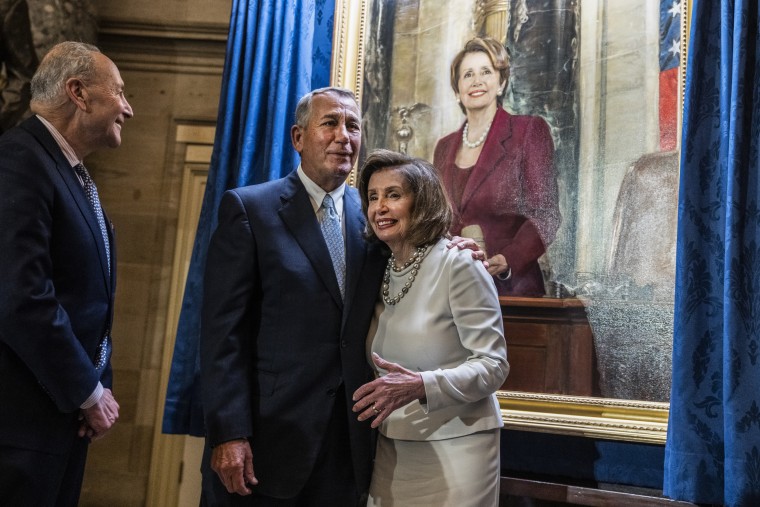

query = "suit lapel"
341;188;367;323
460;108;512;212
278;172;344;309
23;117;112;293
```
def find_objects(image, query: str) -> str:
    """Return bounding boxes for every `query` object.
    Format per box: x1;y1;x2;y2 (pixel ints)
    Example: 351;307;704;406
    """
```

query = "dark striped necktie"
74;163;111;275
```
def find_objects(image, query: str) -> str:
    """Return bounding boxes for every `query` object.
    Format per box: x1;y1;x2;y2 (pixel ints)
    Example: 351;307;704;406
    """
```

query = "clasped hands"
78;387;119;441
352;352;425;428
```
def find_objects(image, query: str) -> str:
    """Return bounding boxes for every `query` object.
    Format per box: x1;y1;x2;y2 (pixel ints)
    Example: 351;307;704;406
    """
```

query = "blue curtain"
664;0;760;505
162;0;335;436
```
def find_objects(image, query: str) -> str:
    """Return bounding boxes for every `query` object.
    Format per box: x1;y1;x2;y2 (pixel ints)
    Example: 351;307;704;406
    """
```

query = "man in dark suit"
200;87;388;506
0;41;132;506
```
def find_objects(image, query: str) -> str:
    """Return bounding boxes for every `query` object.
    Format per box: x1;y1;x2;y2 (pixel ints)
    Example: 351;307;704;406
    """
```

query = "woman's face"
456;51;503;113
367;167;415;254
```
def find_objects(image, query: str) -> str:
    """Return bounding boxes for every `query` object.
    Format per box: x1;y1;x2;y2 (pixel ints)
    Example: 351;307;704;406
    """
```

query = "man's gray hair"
294;87;358;128
30;41;101;106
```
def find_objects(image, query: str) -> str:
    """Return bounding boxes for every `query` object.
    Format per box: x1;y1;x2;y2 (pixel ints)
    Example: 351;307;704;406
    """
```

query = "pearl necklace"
382;246;428;305
462;119;492;149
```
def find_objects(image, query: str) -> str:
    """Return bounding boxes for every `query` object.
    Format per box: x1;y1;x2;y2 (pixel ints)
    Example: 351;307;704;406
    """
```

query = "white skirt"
366;429;500;507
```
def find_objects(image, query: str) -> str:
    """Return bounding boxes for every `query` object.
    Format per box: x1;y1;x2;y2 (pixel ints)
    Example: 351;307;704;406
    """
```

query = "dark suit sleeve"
0;144;100;413
201;190;257;446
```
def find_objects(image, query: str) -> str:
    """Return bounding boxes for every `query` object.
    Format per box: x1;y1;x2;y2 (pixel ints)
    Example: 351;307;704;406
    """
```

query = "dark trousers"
0;437;88;507
201;390;360;507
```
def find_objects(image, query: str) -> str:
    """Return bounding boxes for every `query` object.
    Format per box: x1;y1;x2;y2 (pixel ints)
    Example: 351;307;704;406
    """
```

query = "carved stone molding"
98;17;228;74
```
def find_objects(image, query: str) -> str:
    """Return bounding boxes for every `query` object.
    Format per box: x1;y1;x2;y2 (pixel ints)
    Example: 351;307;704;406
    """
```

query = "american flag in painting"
659;0;681;151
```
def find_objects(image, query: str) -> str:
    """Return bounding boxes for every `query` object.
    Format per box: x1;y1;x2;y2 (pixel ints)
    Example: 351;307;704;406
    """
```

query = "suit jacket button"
327;389;336;397
340;340;347;348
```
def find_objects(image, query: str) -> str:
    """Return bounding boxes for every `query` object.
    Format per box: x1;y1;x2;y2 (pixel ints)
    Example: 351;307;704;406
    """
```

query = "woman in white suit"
352;149;509;506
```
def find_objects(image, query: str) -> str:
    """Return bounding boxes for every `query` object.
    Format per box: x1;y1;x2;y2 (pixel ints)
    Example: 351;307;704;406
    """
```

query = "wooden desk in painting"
499;297;596;396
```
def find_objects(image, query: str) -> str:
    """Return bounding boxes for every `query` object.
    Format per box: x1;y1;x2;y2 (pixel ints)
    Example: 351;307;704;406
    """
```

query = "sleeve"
500;116;561;275
200;190;258;446
419;253;509;412
432;137;446;168
0;146;100;412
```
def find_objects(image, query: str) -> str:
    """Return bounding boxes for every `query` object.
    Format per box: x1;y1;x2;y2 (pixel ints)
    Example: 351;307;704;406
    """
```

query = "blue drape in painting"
162;0;335;435
664;0;760;505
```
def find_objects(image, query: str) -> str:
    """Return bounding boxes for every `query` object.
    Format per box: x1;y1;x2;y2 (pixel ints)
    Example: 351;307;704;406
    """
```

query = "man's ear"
291;124;303;153
64;78;88;111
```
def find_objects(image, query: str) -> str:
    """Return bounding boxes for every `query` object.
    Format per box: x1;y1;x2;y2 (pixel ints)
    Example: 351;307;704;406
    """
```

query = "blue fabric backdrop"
664;0;760;505
162;0;335;436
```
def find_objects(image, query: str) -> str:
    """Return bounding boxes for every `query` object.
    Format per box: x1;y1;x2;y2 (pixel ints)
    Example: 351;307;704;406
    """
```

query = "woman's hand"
352;353;426;428
485;254;510;277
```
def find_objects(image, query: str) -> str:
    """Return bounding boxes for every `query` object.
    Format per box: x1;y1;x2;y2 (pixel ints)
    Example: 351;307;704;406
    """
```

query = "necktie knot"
322;194;336;215
74;163;90;182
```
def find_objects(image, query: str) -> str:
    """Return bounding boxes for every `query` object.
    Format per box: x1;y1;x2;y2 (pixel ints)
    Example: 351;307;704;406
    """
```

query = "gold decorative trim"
330;0;368;99
680;0;691;106
498;392;669;444
330;0;368;186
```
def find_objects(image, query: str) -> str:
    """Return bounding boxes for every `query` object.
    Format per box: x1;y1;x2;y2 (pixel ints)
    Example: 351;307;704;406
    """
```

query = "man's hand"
79;388;119;441
211;439;258;495
447;236;489;267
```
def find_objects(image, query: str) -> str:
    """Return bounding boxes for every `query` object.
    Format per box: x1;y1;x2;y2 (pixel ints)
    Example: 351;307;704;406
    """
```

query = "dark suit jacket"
201;170;387;499
0;116;116;453
434;108;561;296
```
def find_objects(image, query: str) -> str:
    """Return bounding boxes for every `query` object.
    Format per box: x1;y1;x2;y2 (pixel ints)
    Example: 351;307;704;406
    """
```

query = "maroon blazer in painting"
434;108;561;296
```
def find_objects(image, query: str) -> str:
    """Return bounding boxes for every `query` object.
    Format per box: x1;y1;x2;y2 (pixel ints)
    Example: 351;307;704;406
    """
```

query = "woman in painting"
433;36;561;296
352;149;509;506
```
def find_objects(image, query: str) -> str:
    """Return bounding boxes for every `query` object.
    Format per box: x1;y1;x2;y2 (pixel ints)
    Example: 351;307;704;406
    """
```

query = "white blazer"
367;238;509;441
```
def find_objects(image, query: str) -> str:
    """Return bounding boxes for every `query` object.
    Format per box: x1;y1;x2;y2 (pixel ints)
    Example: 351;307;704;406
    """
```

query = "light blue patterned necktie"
74;163;111;275
319;194;345;299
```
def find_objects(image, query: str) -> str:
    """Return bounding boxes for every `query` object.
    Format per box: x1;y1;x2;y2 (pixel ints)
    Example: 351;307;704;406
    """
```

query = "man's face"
81;53;133;152
291;92;361;192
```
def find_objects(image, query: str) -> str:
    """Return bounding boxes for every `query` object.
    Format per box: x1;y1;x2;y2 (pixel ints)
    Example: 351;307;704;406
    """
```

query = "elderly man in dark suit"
200;87;388;506
0;41;132;506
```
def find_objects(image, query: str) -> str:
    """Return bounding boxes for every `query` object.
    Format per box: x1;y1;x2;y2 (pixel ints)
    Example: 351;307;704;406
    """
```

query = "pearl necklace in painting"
382;245;429;305
462;119;493;149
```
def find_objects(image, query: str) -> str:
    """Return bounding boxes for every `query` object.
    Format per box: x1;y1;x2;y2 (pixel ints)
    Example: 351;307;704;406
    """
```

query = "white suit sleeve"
419;253;509;412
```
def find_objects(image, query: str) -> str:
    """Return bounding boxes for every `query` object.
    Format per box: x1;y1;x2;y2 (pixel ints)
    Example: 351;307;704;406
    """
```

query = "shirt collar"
35;114;81;168
296;164;346;217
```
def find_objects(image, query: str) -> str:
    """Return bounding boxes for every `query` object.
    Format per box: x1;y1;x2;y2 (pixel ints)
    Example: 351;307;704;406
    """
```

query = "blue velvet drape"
664;1;760;504
162;0;335;436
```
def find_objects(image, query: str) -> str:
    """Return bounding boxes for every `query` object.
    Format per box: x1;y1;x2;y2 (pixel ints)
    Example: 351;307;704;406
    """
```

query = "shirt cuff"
496;267;512;281
80;382;104;409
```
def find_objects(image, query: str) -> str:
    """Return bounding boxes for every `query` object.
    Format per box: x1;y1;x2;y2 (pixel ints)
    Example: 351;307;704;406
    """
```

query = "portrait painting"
343;0;685;420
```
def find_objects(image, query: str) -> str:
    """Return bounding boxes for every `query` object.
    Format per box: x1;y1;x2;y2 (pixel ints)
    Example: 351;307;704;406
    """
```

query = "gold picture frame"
331;0;690;445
